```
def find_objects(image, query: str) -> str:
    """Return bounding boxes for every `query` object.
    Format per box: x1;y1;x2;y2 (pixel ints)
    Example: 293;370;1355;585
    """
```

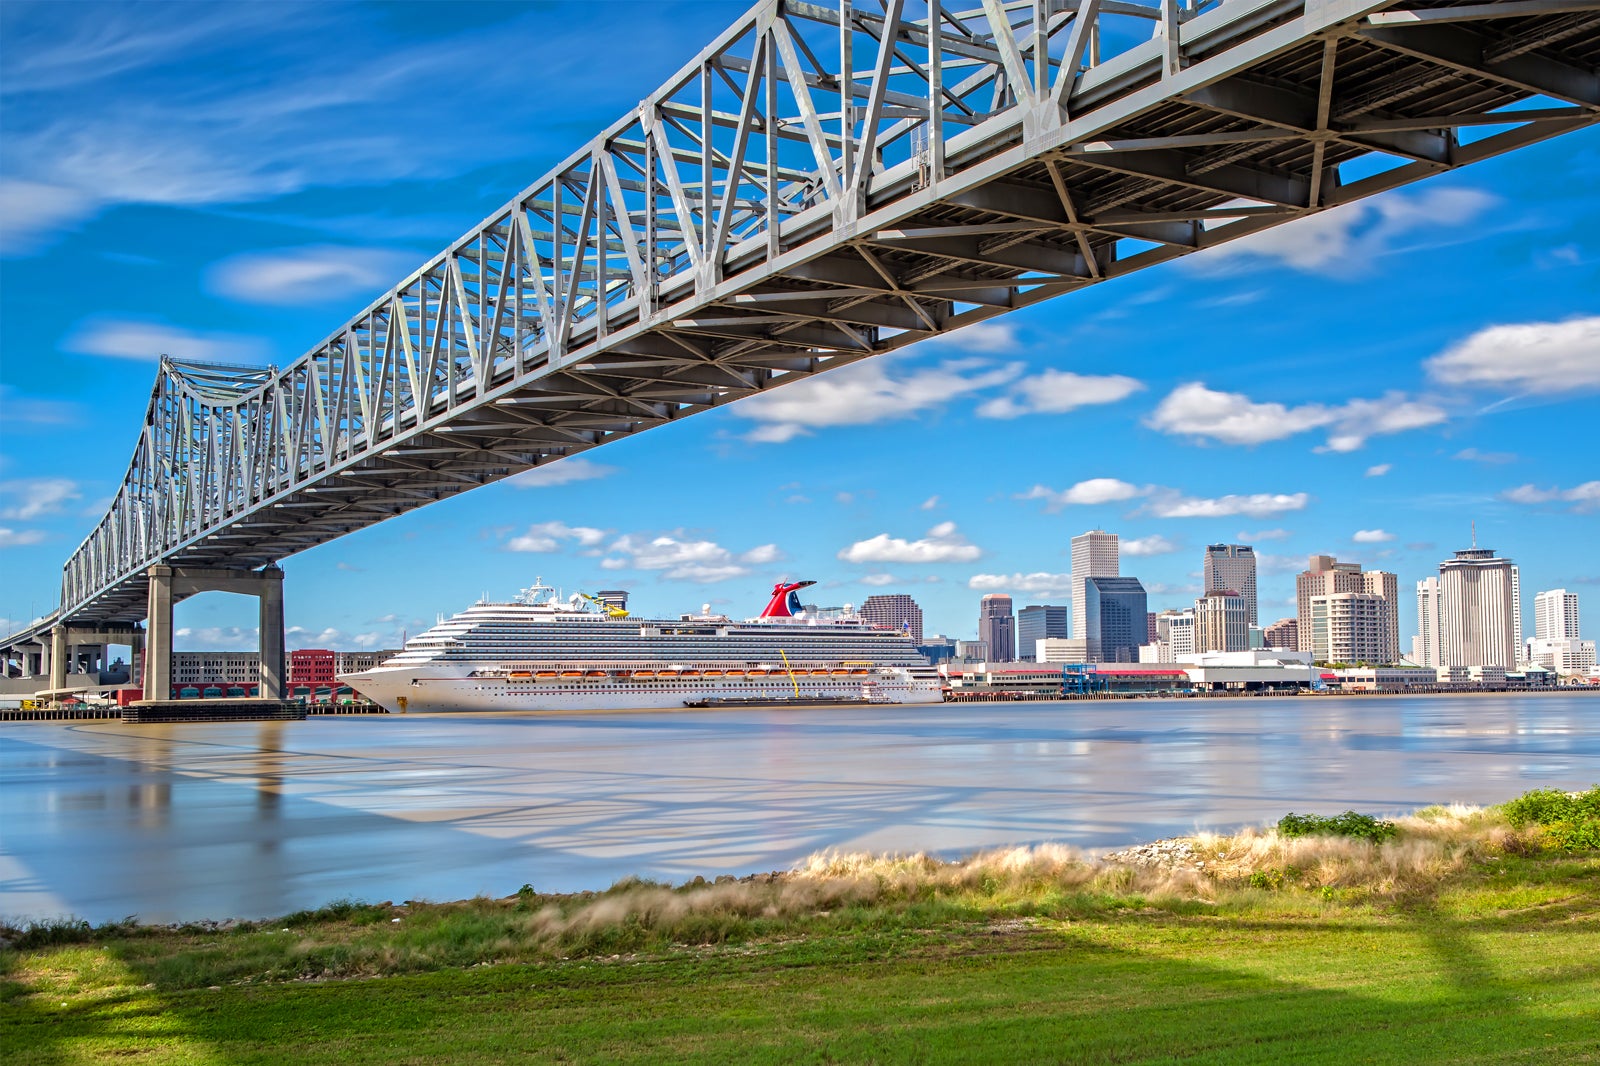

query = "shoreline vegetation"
4;788;1598;1063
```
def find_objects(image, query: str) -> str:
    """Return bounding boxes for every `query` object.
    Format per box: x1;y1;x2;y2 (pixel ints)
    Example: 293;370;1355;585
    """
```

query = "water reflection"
1;694;1596;924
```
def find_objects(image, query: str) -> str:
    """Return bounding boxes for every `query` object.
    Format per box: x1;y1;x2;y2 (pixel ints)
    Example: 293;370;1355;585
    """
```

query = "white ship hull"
344;663;942;713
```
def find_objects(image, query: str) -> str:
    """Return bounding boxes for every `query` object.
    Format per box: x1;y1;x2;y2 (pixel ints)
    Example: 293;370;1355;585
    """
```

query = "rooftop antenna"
1471;520;1476;548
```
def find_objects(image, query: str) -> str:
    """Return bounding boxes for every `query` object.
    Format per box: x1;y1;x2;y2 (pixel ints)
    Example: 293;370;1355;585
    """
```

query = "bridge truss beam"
25;0;1599;635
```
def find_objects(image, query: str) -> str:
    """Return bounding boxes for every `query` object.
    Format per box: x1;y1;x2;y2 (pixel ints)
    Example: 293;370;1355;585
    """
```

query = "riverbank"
5;793;1598;1063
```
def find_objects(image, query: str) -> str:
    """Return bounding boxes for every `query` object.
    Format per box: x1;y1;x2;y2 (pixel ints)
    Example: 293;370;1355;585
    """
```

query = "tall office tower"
1309;592;1394;664
1016;604;1069;662
1194;590;1249;653
1070;530;1119;641
1414;576;1443;666
1203;544;1258;628
1262;617;1298;650
1296;554;1399;660
1439;544;1518;668
1534;589;1581;640
860;593;924;643
1147;613;1159;644
1082;577;1148;662
977;594;1016;663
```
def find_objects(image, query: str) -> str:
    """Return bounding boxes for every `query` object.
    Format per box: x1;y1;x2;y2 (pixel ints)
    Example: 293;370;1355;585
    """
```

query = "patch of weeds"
1247;867;1299;891
1501;787;1600;852
1277;811;1398;844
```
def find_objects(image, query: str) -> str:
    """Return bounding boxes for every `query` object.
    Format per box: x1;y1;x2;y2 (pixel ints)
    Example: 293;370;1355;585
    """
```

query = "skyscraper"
1414;576;1442;666
1439;544;1518;668
1203;544;1258;628
1296;554;1399;661
1534;589;1581;640
1071;530;1118;643
1194;591;1249;653
860;593;924;643
1262;618;1298;650
977;594;1016;663
1082;577;1147;663
1016;604;1068;662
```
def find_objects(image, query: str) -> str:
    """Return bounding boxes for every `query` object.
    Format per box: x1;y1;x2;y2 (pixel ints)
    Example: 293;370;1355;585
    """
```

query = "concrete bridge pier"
144;564;285;702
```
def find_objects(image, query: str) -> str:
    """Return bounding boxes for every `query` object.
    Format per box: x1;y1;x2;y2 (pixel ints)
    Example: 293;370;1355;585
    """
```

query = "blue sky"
1;0;1597;653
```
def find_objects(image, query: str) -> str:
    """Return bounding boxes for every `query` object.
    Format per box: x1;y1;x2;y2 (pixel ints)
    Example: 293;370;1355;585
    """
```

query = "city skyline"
1;1;1597;653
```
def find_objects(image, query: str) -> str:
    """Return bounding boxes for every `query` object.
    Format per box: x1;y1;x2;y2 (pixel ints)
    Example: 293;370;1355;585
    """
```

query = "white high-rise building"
1525;637;1596;677
1194;591;1248;653
1511;564;1523;653
1439;545;1518;669
1070;530;1119;647
1534;589;1581;640
1414;576;1443;666
1310;592;1393;664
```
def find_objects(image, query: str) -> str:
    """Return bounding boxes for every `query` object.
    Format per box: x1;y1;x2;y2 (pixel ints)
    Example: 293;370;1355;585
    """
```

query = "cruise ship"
340;579;943;713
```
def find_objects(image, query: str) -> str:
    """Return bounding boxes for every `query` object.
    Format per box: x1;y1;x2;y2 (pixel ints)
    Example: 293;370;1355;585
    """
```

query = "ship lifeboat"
632;670;656;680
849;668;870;677
508;671;533;679
560;670;584;679
680;670;700;678
747;668;770;677
809;669;830;677
586;670;609;679
722;669;745;679
702;670;724;678
830;668;851;678
535;670;559;679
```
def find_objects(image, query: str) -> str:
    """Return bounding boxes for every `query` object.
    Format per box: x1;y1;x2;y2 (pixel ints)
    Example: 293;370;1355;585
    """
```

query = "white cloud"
920;496;940;511
508;458;620;489
1123;534;1178;557
0;478;81;520
1146;382;1445;451
1019;478;1143;510
1365;464;1392;478
1500;481;1600;513
968;572;1074;596
923;321;1018;353
860;573;897;586
174;625;258;651
839;521;982;564
60;316;269;364
1200;187;1496;276
0;178;96;255
1144;491;1310;519
506;521;607;553
976;371;1144;419
1353;529;1395;543
207;245;418;305
0;527;48;548
1453;448;1517;465
1425;316;1600;395
1237;528;1291;541
736;357;1021;442
601;532;773;581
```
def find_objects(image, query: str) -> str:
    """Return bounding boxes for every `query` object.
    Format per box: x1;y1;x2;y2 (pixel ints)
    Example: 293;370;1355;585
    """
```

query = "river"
2;693;1595;924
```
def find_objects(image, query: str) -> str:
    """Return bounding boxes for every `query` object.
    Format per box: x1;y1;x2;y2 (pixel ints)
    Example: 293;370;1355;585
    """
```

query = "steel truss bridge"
5;0;1598;671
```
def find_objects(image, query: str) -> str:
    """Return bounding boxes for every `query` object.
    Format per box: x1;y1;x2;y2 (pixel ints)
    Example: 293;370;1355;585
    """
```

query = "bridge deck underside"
24;0;1600;636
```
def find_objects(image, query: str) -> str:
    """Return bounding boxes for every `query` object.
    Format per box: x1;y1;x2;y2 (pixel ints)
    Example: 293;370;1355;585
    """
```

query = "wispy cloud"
968;572;1073;596
505;521;608;553
737;357;1020;443
1365;464;1391;478
1123;534;1178;557
207;245;420;305
1500;481;1600;513
1146;382;1445;452
600;532;781;582
1197;187;1497;277
507;458;620;489
60;316;270;364
0;478;81;520
976;371;1143;419
1017;478;1143;510
1019;479;1310;520
0;527;48;548
1452;448;1517;465
1353;529;1395;543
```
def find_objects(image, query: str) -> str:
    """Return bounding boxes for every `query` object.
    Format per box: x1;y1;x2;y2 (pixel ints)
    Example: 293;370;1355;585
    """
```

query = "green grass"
4;790;1598;1064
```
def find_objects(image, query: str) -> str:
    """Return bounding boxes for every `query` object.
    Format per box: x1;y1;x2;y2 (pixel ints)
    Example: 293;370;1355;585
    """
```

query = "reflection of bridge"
4;0;1597;701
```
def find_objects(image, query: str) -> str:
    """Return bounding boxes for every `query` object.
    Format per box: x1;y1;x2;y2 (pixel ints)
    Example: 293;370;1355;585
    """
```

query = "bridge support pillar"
146;565;175;702
259;567;285;700
50;625;67;695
